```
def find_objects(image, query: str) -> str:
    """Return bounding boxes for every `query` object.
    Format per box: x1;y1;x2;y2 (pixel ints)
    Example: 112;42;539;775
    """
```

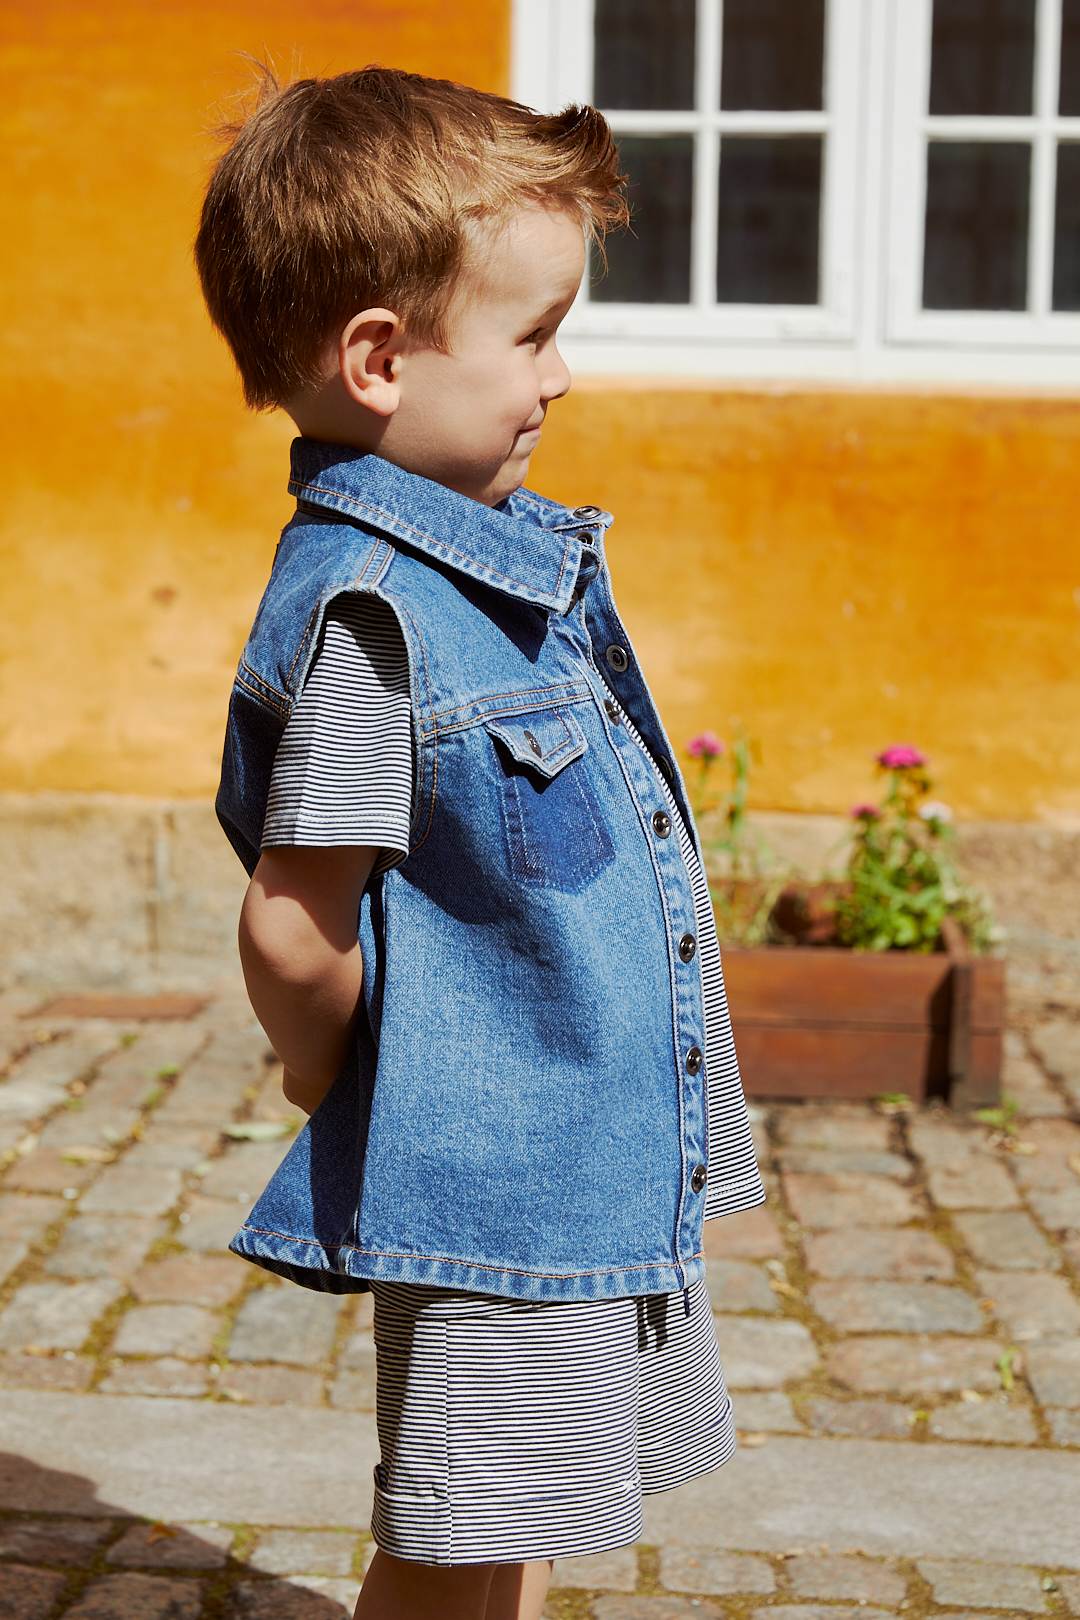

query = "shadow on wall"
0;1454;357;1615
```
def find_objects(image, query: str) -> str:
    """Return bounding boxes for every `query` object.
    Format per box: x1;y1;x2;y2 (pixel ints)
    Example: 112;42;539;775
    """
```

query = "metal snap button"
522;729;542;756
652;809;672;838
605;644;629;673
603;697;620;724
690;1163;707;1192
679;933;696;962
658;755;675;781
573;505;602;520
686;1045;703;1074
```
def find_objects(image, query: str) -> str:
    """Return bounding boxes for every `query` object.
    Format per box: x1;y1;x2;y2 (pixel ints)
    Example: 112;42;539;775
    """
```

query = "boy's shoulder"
234;440;613;706
235;513;391;713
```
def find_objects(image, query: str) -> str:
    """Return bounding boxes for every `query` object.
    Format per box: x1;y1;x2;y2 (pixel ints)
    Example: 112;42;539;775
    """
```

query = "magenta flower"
876;743;927;770
851;802;881;821
687;731;725;760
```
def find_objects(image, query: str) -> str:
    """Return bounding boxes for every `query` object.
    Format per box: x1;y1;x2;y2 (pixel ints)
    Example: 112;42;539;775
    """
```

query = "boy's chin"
477;462;529;507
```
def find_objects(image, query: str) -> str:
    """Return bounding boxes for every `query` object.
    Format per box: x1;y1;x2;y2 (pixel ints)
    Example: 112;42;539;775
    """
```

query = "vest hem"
228;1223;710;1302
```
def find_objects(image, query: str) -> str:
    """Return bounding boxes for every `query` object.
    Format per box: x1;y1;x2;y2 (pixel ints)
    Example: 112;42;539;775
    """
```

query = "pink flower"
851;802;881;820
687;731;725;760
876;743;927;770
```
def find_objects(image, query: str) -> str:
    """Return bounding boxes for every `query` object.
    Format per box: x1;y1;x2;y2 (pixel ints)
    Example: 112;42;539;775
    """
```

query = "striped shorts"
367;1272;736;1566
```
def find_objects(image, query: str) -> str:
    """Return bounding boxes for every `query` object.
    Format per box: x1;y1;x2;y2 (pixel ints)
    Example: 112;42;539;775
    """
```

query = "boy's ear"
338;309;403;417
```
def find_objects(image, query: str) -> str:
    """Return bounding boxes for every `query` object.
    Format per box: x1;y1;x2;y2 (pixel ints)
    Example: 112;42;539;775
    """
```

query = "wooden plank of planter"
729;1023;948;1103
720;934;1003;1107
939;916;1004;1111
721;947;952;1024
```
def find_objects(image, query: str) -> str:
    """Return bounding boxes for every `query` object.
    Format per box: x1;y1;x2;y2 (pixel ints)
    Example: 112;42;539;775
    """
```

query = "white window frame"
887;0;1080;348
512;0;1080;387
514;0;863;348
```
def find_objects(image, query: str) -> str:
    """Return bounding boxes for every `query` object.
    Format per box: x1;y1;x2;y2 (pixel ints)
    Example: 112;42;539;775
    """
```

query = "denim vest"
216;437;766;1302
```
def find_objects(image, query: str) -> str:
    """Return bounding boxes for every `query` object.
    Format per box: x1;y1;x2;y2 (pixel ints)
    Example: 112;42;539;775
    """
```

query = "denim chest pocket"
483;706;616;893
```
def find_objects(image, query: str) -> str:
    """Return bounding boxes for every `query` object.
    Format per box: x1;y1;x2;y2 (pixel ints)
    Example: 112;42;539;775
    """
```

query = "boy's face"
332;204;586;507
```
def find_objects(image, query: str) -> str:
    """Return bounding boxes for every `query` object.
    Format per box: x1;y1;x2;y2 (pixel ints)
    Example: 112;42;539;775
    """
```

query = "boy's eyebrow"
523;286;582;324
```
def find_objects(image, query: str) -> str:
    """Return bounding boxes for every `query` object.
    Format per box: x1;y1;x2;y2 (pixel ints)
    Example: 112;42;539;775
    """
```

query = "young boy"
196;63;767;1620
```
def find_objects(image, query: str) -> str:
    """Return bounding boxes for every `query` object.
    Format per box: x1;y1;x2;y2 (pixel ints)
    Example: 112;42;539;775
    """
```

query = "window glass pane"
929;0;1035;116
593;0;696;111
923;142;1029;309
720;0;825;111
1053;144;1080;309
715;137;821;304
1061;0;1080;114
593;136;693;303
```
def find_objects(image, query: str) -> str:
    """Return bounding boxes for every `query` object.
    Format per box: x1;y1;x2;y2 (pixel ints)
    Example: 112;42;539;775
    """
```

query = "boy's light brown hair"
194;63;629;411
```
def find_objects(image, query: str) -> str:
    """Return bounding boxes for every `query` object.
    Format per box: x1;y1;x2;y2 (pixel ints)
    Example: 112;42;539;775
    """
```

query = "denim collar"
288;437;613;616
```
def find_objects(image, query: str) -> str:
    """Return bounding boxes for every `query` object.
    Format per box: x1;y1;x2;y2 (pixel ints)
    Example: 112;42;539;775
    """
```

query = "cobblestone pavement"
0;965;1079;1619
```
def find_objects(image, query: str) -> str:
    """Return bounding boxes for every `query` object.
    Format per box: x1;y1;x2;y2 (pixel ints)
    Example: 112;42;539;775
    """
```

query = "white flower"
919;800;953;823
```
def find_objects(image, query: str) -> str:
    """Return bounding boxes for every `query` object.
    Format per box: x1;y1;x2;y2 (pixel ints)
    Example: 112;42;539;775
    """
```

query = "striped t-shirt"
261;593;413;878
261;589;761;1225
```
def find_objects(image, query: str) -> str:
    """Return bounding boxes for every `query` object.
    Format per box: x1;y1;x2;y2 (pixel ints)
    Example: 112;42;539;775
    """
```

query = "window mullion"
818;0;860;327
923;114;1049;138
605;107;840;134
885;0;933;337
857;0;892;357
1031;0;1063;317
691;0;721;310
715;110;830;132
575;0;597;309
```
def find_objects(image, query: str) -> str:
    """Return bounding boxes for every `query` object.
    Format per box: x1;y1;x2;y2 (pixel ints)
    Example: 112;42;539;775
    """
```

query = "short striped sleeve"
260;591;414;877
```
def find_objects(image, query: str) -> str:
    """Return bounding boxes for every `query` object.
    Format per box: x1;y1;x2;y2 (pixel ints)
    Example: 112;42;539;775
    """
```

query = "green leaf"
996;1346;1018;1391
221;1120;295;1142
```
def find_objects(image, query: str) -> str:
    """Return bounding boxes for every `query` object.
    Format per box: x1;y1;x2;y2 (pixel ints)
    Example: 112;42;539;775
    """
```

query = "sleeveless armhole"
260;591;414;877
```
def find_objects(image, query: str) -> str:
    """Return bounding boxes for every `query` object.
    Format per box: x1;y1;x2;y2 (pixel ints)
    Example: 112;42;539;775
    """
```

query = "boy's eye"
521;327;547;345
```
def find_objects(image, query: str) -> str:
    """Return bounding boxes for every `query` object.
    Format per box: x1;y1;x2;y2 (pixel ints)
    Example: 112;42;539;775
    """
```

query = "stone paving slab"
63;1571;204;1617
915;1555;1049;1610
783;1551;907;1604
659;1545;777;1595
641;1433;1080;1568
550;1545;638;1591
0;1564;68;1618
0;1390;378;1526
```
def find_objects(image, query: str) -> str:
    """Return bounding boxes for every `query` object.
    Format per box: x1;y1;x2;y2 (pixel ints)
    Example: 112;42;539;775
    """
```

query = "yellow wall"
3;2;1078;823
533;384;1080;824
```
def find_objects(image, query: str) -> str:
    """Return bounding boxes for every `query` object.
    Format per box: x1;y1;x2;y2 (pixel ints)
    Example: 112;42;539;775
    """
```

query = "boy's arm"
238;844;380;1115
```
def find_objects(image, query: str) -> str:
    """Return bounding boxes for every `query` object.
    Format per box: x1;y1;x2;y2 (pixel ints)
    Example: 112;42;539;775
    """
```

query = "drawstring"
683;1284;691;1318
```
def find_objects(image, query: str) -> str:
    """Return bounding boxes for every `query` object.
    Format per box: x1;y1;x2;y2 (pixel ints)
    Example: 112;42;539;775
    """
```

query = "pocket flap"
484;707;588;779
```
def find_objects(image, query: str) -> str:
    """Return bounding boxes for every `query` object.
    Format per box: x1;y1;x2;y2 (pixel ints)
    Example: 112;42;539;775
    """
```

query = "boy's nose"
542;344;572;402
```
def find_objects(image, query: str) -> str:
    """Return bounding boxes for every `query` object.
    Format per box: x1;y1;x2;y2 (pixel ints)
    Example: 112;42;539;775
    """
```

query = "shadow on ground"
0;1454;356;1617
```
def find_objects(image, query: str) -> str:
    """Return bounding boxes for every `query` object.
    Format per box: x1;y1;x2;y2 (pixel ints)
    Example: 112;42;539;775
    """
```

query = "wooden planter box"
718;908;1006;1109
